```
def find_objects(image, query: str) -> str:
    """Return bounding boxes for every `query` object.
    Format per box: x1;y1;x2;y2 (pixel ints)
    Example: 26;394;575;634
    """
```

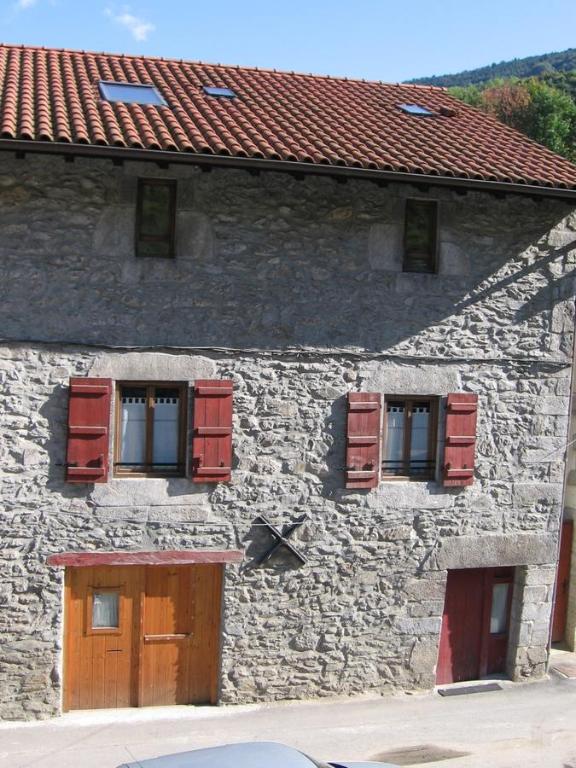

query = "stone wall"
1;154;576;719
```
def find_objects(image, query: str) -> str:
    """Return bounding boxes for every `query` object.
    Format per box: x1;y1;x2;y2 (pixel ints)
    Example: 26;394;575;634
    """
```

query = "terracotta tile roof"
1;43;576;191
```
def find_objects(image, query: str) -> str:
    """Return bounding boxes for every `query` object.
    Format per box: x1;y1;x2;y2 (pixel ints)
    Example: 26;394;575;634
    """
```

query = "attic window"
399;103;434;116
202;86;236;99
99;81;167;106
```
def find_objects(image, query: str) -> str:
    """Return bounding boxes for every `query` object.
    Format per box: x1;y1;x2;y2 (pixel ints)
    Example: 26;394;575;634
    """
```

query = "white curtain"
410;404;430;462
120;393;146;465
152;393;179;465
385;404;405;468
92;591;119;628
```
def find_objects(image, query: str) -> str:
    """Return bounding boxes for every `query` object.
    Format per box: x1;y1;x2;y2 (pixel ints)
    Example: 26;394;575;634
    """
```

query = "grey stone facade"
1;153;576;719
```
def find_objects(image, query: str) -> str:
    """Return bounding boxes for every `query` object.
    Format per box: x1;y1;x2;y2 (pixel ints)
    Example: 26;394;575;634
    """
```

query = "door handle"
143;633;193;641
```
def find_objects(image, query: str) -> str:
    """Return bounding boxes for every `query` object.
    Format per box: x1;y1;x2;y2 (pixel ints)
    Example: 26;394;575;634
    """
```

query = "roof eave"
2;139;576;201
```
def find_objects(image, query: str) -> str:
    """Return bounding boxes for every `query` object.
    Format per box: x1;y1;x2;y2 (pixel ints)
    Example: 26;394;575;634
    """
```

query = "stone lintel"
436;533;557;570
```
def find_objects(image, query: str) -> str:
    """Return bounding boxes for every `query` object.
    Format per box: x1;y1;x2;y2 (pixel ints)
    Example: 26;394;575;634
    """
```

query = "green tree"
450;77;576;160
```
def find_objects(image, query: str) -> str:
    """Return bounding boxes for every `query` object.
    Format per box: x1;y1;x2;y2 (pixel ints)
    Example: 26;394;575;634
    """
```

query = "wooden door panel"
65;566;141;710
484;570;513;676
140;566;195;706
552;521;573;643
188;564;223;704
436;569;484;685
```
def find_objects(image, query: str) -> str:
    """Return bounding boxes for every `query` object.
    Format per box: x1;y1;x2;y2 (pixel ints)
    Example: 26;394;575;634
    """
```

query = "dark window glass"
403;199;438;273
202;86;236;99
135;180;176;258
382;398;437;480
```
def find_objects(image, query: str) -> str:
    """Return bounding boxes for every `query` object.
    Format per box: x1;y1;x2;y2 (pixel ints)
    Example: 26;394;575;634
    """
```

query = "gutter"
2;138;576;202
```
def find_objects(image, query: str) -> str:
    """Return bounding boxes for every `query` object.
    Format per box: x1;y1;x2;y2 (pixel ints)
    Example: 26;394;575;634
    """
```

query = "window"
135;179;177;258
92;591;119;629
382;397;438;480
403;199;438;273
99;81;167;106
86;586;123;635
115;383;186;476
202;86;237;99
399;103;435;116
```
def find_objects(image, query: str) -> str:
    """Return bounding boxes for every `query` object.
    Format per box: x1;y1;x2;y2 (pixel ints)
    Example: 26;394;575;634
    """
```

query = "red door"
552;521;573;643
436;568;513;685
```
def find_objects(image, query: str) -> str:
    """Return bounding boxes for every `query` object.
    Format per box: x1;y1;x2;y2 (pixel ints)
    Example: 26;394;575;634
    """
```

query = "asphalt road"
0;674;575;768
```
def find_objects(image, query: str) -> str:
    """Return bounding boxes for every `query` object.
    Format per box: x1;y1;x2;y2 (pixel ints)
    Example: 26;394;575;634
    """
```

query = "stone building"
1;44;576;720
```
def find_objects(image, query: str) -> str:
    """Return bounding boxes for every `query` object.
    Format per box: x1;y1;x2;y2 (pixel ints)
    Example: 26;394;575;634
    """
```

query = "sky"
1;0;576;83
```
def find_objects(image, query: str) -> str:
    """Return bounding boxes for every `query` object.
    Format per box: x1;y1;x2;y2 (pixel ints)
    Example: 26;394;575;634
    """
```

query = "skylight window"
202;86;236;99
399;103;435;116
99;81;167;106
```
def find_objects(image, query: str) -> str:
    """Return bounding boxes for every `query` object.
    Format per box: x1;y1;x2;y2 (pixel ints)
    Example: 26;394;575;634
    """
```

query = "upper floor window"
382;397;438;480
135;179;177;258
115;383;186;477
403;199;438;273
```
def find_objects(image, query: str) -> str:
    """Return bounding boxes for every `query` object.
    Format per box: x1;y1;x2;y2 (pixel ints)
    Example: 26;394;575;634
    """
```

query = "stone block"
436;534;557;569
394;617;442;635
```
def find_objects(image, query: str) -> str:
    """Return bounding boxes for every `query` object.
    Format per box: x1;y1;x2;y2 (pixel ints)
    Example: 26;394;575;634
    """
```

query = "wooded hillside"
409;50;576;162
410;48;576;87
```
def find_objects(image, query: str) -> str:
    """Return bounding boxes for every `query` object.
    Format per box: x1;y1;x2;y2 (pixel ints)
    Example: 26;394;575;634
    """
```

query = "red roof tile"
1;43;576;191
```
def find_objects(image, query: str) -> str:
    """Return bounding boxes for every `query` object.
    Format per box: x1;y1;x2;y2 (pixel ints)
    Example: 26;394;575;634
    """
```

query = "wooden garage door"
64;564;222;710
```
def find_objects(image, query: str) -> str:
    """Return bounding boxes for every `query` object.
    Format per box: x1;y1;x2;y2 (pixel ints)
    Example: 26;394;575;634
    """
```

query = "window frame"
135;178;177;259
114;381;187;478
381;395;439;481
402;198;439;274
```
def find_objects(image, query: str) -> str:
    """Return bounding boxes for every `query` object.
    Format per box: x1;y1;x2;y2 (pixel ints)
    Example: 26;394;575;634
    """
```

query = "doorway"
64;564;223;710
552;520;573;643
436;567;514;685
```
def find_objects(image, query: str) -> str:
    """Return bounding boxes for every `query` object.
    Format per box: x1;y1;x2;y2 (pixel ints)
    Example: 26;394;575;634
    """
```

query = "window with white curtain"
116;383;185;476
382;397;437;479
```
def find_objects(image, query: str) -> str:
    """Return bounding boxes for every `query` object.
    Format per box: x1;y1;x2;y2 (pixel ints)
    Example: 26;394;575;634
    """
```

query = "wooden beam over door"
49;549;243;567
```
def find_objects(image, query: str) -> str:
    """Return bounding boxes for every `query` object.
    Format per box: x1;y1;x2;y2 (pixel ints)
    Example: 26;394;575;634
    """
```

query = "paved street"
0;669;575;768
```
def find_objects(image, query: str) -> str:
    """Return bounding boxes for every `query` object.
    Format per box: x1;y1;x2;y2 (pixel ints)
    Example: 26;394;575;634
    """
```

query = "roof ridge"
0;41;446;91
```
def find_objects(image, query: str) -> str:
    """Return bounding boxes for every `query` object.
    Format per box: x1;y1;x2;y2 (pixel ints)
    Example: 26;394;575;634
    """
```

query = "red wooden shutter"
345;392;381;489
192;380;233;483
443;393;478;487
66;377;111;483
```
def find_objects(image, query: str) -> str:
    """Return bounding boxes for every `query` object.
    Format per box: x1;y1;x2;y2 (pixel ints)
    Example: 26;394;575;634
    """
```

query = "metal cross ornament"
255;514;308;566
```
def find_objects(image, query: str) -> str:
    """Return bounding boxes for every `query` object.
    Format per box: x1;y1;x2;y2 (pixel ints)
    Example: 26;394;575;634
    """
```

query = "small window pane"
99;81;166;106
490;583;509;634
152;388;180;468
384;402;405;475
410;402;430;475
404;200;437;273
203;86;236;99
399;103;434;116
92;592;119;629
120;387;147;466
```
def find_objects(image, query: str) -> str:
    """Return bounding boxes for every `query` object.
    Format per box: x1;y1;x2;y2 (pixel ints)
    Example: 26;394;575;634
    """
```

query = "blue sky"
2;0;576;82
